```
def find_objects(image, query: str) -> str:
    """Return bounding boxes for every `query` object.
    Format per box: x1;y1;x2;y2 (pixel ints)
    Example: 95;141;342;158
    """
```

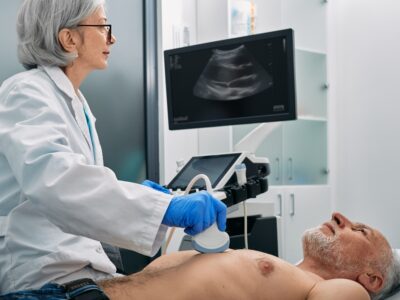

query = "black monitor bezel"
164;28;297;130
166;153;241;190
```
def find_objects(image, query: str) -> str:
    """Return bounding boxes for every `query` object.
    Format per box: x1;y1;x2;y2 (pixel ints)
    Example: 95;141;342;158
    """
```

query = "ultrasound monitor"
164;28;296;130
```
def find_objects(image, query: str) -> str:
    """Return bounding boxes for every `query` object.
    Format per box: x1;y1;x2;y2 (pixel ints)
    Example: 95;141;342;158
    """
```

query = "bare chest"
183;252;318;300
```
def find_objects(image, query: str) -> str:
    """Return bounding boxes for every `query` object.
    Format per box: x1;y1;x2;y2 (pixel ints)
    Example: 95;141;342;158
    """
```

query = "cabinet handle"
277;194;283;217
275;157;280;181
288;157;293;181
290;193;295;216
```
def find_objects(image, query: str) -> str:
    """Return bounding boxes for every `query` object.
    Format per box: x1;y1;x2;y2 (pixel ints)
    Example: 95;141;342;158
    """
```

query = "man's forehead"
366;225;390;247
353;222;389;244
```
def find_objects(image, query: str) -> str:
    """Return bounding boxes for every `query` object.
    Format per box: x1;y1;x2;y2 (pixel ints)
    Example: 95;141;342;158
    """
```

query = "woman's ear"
357;272;384;293
58;28;78;53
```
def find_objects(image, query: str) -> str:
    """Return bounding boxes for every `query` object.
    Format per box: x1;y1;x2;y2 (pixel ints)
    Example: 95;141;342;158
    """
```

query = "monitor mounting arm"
233;122;282;154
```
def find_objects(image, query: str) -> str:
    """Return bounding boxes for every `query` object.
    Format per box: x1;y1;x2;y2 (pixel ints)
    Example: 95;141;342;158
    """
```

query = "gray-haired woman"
0;0;227;298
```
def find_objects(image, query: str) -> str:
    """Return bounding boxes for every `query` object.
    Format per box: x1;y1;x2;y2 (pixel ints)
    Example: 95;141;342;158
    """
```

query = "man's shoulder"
308;278;370;300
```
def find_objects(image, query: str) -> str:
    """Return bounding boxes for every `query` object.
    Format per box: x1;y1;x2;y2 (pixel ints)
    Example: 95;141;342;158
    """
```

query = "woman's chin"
97;62;108;70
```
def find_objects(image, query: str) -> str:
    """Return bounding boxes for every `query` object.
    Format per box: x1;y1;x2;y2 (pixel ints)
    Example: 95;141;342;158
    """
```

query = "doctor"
0;0;227;297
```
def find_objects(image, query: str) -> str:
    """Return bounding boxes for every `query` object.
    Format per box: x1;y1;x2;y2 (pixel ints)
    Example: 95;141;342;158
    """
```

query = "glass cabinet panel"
296;50;327;119
283;120;328;185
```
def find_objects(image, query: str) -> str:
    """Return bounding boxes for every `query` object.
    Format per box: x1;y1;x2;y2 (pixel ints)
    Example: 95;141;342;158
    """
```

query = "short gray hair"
371;250;400;300
17;0;105;70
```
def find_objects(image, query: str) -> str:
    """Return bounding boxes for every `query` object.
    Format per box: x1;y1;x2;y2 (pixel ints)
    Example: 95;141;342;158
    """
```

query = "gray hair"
371;250;400;300
17;0;105;70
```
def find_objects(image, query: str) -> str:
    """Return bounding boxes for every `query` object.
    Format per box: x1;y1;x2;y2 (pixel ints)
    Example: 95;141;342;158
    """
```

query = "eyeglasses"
77;24;112;43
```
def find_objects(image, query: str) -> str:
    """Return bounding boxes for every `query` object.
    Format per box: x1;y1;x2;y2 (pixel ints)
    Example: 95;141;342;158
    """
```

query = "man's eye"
354;228;367;235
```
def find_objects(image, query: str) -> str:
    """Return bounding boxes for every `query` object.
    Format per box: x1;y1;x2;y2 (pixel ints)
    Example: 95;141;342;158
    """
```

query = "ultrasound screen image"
164;30;296;129
193;45;273;101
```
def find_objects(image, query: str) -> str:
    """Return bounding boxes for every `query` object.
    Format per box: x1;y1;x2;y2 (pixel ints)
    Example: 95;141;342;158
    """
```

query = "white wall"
332;0;400;247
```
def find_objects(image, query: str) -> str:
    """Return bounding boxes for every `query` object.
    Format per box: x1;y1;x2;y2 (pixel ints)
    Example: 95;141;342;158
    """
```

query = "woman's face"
75;5;116;71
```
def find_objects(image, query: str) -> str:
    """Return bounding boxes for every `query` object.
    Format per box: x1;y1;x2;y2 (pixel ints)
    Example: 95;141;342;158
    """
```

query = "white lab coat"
0;66;173;293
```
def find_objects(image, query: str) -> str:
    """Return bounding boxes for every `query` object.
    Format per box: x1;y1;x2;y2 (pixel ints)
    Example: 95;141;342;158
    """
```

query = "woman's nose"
331;212;351;228
109;34;116;45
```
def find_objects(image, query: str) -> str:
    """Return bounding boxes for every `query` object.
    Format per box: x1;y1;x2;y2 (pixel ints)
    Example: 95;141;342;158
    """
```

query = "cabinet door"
282;185;332;264
232;124;284;185
295;50;328;119
282;49;328;185
283;120;328;185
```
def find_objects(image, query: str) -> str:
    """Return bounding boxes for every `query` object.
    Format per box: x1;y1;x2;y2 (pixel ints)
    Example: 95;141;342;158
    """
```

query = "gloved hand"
162;191;227;235
142;180;171;195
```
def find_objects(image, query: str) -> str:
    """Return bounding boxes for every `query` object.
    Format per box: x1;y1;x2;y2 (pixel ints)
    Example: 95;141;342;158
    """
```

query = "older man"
3;213;399;299
97;212;400;300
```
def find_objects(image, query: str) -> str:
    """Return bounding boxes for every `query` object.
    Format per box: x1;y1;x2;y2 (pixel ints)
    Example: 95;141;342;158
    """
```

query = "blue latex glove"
162;191;227;235
142;180;171;194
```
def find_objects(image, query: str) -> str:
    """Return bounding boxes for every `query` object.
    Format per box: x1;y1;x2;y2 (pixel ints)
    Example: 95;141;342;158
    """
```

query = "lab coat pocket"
10;251;90;289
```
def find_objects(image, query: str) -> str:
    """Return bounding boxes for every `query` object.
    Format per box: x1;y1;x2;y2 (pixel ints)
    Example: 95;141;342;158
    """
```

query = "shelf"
297;115;327;122
295;47;326;56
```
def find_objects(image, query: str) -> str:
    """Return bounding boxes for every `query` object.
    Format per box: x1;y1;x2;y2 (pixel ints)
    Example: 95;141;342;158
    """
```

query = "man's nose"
331;212;351;228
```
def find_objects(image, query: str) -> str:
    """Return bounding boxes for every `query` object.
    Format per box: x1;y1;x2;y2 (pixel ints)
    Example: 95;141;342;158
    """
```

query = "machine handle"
275;157;280;181
288;157;293;181
289;193;295;216
277;193;283;216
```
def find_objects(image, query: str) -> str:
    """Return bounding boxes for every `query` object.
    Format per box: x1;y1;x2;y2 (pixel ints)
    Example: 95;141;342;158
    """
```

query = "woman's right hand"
161;191;227;235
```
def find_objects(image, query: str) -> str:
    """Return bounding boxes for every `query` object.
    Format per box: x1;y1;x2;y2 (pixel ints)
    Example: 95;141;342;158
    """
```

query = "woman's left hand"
142;180;171;194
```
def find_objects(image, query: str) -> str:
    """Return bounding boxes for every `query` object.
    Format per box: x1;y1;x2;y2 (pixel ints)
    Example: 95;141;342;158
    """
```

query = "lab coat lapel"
41;66;96;162
71;98;93;153
82;100;104;166
92;119;104;166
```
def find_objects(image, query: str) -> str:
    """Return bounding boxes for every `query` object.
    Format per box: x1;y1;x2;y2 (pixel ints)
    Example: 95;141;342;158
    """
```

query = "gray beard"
302;227;360;275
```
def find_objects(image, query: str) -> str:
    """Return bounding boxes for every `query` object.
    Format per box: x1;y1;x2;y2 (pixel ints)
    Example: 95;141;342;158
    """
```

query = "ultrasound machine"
162;28;297;256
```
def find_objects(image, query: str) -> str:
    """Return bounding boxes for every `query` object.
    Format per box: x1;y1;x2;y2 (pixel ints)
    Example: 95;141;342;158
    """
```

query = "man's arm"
308;279;370;300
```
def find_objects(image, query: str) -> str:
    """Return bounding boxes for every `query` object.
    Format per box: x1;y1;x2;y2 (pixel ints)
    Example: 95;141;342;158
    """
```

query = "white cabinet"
232;48;329;185
262;185;332;263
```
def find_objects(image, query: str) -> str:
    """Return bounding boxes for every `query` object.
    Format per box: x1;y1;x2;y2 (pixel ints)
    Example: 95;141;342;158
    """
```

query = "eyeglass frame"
76;24;112;43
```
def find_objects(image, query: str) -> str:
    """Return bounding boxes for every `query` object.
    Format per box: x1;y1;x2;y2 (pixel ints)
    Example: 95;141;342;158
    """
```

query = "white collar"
39;65;76;100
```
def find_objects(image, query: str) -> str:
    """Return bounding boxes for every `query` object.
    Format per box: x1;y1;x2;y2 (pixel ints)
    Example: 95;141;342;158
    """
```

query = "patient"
98;212;400;300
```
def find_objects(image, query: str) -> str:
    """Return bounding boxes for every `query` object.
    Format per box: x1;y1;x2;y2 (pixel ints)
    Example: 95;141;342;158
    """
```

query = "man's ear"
357;272;384;293
58;28;78;53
